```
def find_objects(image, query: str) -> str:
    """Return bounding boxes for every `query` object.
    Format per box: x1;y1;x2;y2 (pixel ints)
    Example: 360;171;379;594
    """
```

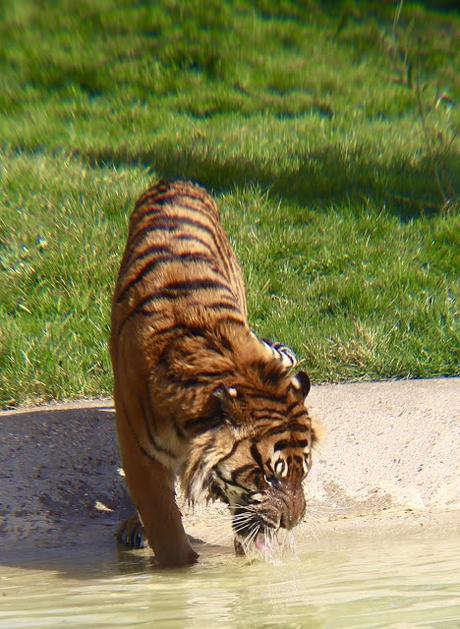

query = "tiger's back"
111;180;247;350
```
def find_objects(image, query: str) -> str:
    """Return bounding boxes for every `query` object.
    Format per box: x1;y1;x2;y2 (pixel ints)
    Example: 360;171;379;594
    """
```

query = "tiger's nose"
279;493;306;530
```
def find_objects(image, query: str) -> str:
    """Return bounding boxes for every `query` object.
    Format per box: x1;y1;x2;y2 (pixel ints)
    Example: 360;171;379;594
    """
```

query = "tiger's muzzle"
232;483;306;554
268;484;306;531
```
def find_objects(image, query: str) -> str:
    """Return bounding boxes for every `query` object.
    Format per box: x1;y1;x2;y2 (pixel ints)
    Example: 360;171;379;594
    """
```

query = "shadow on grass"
79;142;460;221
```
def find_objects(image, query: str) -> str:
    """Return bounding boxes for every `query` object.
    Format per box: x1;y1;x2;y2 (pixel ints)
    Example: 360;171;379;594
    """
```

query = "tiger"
110;180;318;567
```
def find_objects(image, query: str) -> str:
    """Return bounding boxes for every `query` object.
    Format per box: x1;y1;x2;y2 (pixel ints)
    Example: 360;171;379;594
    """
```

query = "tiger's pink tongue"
255;533;267;551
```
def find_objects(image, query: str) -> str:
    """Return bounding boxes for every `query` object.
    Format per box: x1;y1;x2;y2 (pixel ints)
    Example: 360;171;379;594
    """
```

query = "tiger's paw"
116;514;148;549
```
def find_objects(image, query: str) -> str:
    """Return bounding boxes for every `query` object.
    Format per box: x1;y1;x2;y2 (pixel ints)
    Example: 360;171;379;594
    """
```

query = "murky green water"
1;532;459;628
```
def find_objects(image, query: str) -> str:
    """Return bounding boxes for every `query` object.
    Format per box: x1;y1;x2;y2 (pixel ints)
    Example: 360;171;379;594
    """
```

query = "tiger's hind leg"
116;513;147;549
117;513;205;549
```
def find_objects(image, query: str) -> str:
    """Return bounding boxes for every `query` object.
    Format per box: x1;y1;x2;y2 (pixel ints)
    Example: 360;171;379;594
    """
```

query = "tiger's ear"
290;371;311;400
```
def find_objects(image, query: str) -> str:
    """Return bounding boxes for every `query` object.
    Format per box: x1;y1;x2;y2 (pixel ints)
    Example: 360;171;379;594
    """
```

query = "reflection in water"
1;533;459;628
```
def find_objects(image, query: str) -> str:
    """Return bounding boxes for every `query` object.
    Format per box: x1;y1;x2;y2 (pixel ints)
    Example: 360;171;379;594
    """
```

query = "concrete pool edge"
1;377;459;561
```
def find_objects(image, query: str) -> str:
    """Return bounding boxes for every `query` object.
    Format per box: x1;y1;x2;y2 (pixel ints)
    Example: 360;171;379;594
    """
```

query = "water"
1;532;459;628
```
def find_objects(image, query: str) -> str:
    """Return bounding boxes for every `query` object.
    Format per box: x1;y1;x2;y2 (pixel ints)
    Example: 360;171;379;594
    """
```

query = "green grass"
0;0;459;407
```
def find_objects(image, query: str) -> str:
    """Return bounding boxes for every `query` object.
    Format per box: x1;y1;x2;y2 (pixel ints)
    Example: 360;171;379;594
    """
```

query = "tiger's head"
181;362;317;556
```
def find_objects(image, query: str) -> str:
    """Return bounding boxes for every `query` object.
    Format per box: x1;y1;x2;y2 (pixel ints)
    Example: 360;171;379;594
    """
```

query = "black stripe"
116;252;216;304
118;254;173;303
168;369;232;388
145;324;226;358
176;216;224;256
174;422;187;441
133;324;207;339
170;191;217;215
120;245;172;276
231;463;254;483
214;314;245;326
140;190;216;217
167;377;203;389
252;412;287;424
175;234;215;255
186;327;228;349
126;215;177;252
249;422;285;435
130;244;172;266
147;202;212;219
135;188;173;209
290;410;310;421
162;278;230;293
175;230;234;285
121;401;158;465
215;468;251;492
262;422;310;438
140;395;175;458
185;326;208;339
127;214;179;250
274;439;309;452
186;370;233;380
125;219;176;254
260;424;291;438
175;191;217;214
205;300;241;313
123;279;233;322
183;415;222;433
219;335;232;351
116;305;164;337
131;215;220;251
250;442;264;470
252;400;287;414
219;440;240;464
286;400;299;413
137;193;172;211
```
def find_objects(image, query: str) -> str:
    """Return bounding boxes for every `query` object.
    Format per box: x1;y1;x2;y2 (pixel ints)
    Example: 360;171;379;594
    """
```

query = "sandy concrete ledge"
1;378;459;564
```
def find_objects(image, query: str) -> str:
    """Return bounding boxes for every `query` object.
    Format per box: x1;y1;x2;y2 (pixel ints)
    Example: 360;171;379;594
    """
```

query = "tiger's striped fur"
110;180;317;567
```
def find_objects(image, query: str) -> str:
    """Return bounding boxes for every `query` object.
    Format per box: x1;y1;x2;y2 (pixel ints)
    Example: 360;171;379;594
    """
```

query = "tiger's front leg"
115;401;198;567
